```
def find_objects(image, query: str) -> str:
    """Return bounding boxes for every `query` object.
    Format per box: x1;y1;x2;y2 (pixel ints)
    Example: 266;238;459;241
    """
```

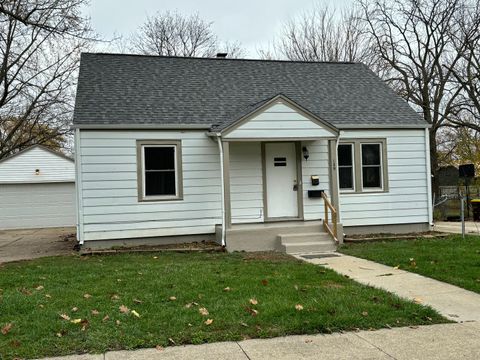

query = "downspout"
74;128;84;245
216;134;226;247
425;128;433;227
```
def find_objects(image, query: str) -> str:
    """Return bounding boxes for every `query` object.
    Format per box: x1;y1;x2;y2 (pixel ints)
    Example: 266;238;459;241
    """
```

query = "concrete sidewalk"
434;221;480;235
39;322;480;360
298;253;480;322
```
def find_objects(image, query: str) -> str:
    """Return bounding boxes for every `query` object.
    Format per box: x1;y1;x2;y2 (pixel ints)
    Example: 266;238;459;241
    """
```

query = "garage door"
0;182;76;229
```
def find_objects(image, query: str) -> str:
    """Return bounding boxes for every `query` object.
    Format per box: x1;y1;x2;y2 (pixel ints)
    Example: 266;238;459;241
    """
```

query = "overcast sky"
88;0;352;57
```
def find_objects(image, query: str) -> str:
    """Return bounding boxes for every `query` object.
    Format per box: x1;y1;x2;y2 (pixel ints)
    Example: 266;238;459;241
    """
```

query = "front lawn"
340;235;480;294
0;251;447;359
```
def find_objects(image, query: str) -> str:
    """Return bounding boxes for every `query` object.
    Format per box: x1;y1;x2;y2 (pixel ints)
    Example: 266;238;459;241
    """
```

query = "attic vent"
216;53;228;58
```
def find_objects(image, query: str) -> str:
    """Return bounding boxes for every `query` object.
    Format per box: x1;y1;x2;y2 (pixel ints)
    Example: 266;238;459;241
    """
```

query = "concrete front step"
278;232;336;254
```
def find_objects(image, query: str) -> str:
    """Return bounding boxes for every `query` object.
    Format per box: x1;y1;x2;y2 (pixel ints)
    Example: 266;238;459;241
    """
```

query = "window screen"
143;146;176;196
338;144;354;190
361;143;382;189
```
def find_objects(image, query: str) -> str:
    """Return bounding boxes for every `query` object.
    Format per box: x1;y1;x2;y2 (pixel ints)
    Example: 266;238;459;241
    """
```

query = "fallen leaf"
83;293;92;299
80;319;89;331
305;339;313;343
245;307;258;316
19;288;32;296
45;294;52;298
169;296;177;301
131;310;140;318
185;302;193;308
168;338;176;345
204;319;213;325
133;298;143;304
1;323;13;335
71;319;82;324
240;322;248;327
294;284;299;290
153;256;158;259
155;345;164;351
91;309;99;316
111;294;120;300
223;287;231;292
116;320;121;325
413;297;423;304
59;313;70;321
119;305;130;314
199;307;209;316
393;265;400;270
295;304;304;311
38;304;44;308
261;279;269;286
71;307;78;312
35;285;44;291
102;315;110;322
249;298;258;305
362;311;369;317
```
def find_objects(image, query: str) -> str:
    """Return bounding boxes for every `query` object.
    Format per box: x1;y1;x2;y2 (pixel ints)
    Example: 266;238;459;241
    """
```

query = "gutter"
74;129;85;245
216;134;227;247
71;124;211;130
335;130;343;224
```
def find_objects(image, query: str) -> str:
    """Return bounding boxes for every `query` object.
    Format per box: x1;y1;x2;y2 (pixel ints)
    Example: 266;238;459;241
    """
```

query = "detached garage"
0;145;76;230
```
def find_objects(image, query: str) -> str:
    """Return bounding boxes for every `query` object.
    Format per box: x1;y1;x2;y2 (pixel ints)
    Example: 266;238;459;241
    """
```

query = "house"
0;145;76;230
72;53;432;252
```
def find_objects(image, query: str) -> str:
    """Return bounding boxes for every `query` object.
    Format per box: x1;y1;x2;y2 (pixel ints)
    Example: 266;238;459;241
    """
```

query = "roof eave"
72;123;212;130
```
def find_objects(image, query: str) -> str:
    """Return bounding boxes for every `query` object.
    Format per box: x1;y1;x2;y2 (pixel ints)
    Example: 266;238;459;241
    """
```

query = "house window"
137;140;183;201
361;143;382;189
337;139;388;193
338;144;354;190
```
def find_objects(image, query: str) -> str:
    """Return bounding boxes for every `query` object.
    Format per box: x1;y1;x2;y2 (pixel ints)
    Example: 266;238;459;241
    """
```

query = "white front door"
265;142;299;218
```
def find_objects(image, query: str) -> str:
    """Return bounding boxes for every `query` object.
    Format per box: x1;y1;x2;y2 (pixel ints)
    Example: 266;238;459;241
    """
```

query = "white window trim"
360;142;383;192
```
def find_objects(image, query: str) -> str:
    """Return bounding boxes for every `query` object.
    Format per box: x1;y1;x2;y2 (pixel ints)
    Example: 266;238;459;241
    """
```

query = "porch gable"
221;95;338;140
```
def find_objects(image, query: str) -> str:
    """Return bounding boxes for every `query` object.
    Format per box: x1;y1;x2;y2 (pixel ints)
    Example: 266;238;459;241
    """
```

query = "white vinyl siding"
301;140;331;220
0;147;74;183
339;129;429;227
78;130;222;241
224;102;335;139
229;143;264;223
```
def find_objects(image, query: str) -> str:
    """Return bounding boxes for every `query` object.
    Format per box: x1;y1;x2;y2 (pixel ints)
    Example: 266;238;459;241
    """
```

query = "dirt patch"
81;241;223;255
344;231;450;243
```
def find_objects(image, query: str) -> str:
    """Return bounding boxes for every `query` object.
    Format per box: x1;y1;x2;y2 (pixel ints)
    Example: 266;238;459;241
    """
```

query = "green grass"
339;235;480;294
0;251;448;359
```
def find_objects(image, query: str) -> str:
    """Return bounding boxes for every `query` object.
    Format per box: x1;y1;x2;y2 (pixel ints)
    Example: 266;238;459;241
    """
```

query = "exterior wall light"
302;146;309;161
35;169;40;175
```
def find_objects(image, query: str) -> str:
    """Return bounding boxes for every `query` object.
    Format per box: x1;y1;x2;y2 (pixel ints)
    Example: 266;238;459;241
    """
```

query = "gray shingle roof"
73;53;427;129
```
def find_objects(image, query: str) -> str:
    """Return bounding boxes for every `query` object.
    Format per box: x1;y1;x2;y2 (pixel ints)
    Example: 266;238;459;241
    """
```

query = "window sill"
138;196;184;202
340;189;389;195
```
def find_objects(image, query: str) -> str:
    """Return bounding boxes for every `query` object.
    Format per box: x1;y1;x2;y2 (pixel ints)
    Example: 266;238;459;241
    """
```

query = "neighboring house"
73;53;432;252
0;145;76;230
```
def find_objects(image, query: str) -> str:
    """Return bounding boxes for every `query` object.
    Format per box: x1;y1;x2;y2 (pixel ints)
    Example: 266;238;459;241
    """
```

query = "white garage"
0;145;76;230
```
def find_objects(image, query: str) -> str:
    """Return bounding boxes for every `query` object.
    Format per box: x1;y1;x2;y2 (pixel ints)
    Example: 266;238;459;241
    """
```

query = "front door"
265;142;299;218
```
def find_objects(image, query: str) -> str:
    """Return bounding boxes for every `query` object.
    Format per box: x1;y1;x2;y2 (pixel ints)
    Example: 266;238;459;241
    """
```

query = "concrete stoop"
278;232;336;254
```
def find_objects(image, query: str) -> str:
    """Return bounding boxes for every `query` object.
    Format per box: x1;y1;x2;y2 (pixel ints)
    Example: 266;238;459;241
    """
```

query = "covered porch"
210;95;342;253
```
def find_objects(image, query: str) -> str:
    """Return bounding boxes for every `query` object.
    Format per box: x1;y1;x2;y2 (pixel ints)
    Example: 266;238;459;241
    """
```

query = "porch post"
222;141;232;229
328;139;340;217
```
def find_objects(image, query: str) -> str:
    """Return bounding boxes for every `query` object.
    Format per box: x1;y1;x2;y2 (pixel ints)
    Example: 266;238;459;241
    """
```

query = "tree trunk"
429;127;440;197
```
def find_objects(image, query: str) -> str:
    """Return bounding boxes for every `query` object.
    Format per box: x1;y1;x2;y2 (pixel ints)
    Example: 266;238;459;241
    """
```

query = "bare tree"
131;11;243;58
358;0;480;193
0;0;92;159
265;5;374;64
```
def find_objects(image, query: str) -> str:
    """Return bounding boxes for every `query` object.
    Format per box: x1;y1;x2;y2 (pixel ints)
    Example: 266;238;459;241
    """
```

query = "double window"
338;140;388;192
137;140;183;201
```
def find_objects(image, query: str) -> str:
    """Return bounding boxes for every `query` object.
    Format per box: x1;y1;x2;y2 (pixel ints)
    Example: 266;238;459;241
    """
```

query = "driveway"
0;227;77;263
